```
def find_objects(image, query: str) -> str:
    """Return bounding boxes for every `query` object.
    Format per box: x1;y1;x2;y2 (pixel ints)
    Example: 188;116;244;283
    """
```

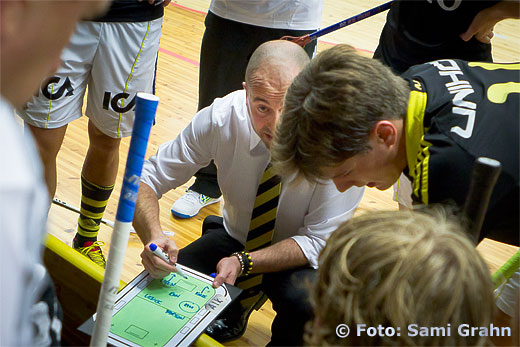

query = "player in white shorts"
18;0;169;268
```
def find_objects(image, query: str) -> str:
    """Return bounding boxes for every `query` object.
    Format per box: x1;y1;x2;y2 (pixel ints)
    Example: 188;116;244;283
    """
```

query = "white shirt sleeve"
1;98;50;346
141;104;218;198
291;183;364;268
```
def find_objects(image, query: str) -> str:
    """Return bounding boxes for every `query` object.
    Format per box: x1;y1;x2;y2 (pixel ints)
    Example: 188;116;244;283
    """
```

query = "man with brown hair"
272;44;518;246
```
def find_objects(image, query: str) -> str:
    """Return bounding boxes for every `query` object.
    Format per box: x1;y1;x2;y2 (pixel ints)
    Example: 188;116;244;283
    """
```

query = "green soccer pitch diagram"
102;266;233;347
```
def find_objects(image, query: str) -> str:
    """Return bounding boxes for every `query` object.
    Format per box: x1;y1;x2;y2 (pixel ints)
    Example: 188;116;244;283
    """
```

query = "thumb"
459;28;474;42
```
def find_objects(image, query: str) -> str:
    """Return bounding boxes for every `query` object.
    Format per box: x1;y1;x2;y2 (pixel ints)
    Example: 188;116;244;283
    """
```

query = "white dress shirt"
1;96;51;346
141;90;364;268
209;0;323;30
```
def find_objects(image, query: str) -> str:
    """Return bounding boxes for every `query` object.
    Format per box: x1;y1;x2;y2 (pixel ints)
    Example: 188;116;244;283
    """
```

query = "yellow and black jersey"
402;59;519;244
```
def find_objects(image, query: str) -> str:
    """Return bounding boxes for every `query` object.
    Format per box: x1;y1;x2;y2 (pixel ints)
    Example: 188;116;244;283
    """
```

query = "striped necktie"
235;163;281;309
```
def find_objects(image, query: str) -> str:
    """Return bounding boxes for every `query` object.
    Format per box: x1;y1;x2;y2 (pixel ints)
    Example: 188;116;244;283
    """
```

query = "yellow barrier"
43;234;223;347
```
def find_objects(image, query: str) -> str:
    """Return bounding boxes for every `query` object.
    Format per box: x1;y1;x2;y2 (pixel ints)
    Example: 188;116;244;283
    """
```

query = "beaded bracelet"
241;251;253;276
231;252;245;276
230;251;254;277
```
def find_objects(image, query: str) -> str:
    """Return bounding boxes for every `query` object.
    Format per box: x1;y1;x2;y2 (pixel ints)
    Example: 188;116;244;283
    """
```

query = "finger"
144;247;176;273
477;34;492;44
459;30;474;42
212;273;226;288
166;245;179;264
280;35;300;43
141;253;165;278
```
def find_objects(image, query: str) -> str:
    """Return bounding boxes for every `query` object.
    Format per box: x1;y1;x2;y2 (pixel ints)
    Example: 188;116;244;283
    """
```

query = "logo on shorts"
41;76;74;100
103;91;136;113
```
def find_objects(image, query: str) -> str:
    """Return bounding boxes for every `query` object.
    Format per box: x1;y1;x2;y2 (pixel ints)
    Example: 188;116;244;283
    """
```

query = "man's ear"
373;120;398;147
242;81;247;91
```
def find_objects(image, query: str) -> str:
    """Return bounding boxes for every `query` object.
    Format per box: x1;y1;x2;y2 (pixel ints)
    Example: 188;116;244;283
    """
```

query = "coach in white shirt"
133;40;364;345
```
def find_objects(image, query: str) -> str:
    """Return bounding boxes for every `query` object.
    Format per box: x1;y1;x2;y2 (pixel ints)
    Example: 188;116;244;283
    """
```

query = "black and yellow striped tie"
236;163;281;309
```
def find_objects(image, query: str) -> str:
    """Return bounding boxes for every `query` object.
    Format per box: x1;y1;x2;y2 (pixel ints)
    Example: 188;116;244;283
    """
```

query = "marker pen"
149;243;187;278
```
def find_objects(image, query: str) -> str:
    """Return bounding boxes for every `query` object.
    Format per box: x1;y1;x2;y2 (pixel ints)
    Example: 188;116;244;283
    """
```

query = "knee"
88;124;121;152
27;125;66;164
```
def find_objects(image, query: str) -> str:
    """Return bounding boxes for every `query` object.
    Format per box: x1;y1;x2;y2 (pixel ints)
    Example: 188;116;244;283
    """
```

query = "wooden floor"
45;1;519;345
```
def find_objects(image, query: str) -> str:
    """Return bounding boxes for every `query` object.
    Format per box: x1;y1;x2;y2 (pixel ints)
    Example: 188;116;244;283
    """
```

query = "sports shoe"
73;240;106;268
171;190;221;218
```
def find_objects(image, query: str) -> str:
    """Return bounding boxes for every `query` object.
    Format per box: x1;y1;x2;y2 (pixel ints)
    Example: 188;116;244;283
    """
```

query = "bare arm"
133;182;164;244
212;238;308;288
460;1;520;43
133;182;178;278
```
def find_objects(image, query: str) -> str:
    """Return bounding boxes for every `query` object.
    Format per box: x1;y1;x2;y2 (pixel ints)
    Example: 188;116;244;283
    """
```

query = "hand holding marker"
149;243;187;278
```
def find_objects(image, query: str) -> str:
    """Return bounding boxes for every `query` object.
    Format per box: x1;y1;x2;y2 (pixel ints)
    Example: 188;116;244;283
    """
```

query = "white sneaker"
171;190;221;218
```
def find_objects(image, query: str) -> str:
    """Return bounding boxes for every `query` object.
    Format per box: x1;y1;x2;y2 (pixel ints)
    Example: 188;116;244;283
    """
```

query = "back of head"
310;208;494;346
245;40;310;87
272;44;410;181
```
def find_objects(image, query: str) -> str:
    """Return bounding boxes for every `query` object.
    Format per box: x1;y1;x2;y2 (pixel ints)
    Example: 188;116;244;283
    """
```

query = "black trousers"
178;215;316;346
190;12;317;198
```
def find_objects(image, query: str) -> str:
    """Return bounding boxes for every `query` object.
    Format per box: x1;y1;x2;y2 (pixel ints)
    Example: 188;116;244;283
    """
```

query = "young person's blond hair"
308;208;494;346
272;44;409;181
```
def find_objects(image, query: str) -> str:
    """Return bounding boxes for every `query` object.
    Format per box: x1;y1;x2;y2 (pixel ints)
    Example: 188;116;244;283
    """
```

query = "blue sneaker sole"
171;210;196;219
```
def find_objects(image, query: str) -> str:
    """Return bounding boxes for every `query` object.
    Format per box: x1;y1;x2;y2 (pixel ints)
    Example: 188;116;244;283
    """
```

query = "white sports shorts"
18;18;162;138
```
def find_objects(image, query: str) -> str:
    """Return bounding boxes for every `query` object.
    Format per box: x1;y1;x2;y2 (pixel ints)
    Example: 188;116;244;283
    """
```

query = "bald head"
245;40;310;85
243;41;310;149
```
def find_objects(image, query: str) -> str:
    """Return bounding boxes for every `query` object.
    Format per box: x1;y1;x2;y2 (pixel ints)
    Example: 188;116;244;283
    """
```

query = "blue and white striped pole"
91;93;159;346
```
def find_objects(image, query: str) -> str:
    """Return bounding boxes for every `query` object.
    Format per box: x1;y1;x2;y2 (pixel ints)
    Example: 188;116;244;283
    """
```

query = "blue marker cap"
210;273;217;278
149;243;158;251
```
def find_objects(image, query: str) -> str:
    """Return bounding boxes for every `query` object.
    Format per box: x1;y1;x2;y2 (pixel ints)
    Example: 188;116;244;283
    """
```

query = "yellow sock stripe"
253;184;281;208
46;82;56;128
79;208;105;220
245;230;274;251
240;293;263;310
249;208;277;231
78;217;100;230
237;274;263;290
81;195;109;208
81;176;115;191
117;21;151;138
259;165;276;184
76;227;99;238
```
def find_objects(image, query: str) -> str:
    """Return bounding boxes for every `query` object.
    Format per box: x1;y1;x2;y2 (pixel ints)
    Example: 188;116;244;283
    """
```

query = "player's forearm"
133;182;164;244
249;238;308;274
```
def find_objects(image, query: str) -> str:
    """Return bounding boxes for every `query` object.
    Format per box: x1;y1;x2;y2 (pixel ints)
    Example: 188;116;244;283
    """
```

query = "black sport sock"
73;176;114;248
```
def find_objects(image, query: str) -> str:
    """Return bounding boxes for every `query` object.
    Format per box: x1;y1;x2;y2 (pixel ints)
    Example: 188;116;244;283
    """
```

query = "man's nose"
272;108;282;125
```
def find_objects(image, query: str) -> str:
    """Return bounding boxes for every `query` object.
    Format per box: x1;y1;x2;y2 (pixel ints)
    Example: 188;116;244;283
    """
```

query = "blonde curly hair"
308;208;494;346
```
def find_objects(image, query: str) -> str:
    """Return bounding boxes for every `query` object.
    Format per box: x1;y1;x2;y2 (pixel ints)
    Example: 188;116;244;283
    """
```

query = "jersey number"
451;63;520;139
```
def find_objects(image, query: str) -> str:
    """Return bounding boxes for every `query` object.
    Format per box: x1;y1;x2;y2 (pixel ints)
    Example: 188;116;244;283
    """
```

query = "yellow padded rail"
43;234;223;347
